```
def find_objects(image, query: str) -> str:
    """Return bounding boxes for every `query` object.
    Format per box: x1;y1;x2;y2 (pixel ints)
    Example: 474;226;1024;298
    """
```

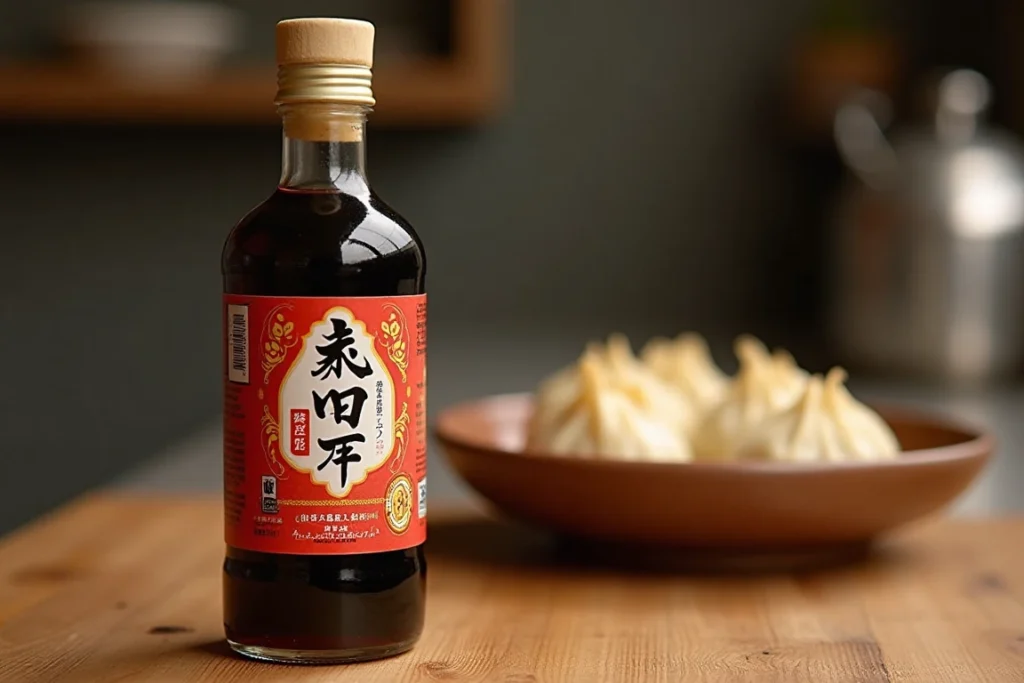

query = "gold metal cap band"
275;64;374;106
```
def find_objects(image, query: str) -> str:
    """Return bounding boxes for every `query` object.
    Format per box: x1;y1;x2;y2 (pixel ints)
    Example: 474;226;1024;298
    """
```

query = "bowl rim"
434;392;996;475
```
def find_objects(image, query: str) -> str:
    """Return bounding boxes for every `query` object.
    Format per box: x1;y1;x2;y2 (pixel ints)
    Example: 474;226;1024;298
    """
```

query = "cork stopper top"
276;18;375;68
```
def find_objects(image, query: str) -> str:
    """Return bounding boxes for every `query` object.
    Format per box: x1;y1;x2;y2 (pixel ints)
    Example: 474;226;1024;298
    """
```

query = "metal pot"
829;69;1024;385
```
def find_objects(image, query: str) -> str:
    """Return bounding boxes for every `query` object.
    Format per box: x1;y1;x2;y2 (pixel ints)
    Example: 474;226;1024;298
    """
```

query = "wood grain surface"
1;495;1023;682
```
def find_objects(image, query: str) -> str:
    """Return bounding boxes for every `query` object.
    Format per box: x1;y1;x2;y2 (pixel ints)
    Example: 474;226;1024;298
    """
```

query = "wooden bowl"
435;394;993;551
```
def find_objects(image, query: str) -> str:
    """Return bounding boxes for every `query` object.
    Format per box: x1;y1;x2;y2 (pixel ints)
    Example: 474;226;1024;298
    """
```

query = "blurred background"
3;0;1024;534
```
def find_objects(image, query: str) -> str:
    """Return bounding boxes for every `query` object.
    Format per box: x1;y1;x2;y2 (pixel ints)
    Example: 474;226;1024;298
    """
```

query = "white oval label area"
279;307;395;498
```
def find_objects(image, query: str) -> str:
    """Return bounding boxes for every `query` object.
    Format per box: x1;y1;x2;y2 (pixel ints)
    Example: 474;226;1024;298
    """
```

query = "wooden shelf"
0;60;487;126
0;0;507;127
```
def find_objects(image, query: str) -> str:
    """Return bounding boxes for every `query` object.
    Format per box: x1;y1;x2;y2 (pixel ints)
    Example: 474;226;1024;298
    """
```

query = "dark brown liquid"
221;187;426;659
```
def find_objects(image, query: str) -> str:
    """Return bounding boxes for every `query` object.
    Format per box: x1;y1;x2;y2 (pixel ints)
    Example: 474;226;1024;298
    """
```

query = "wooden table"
2;495;1023;682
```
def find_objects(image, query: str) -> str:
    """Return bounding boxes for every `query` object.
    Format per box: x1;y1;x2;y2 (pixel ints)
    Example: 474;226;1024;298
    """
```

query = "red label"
223;294;427;555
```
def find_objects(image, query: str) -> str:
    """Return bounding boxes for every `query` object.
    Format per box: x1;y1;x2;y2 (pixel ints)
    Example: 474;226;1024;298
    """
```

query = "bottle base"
227;638;417;665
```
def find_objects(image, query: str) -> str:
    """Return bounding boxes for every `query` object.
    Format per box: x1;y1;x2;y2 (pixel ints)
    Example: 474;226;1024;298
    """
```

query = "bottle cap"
275;18;375;106
277;18;374;68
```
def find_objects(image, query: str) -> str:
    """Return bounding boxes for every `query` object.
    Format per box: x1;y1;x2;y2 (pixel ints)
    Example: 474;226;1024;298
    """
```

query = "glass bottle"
220;18;427;664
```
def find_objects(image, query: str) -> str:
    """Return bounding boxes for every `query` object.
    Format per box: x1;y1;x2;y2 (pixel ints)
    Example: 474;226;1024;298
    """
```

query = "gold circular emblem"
385;474;413;534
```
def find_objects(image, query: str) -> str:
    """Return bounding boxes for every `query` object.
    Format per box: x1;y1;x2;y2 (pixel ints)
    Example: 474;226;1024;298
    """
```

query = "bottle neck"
279;104;369;192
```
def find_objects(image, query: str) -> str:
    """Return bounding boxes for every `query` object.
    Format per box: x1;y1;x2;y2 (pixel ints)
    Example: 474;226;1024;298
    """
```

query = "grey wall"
0;0;817;533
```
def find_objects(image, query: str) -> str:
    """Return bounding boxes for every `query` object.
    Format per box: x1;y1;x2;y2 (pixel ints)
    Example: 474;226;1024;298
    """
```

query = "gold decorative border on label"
391;402;410;473
261;305;298;385
279;498;385;506
259;405;287;478
377;303;410;382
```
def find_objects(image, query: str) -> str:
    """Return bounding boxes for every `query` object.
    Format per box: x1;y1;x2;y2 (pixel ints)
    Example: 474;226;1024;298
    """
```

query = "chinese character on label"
290;409;310;455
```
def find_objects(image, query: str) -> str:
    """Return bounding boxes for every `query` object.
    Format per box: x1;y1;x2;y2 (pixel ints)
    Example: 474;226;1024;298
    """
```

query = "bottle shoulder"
222;188;425;297
224;189;423;262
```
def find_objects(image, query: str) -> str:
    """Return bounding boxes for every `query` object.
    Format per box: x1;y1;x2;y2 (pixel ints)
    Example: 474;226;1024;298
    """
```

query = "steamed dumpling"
691;336;808;460
762;344;809;407
601;334;698;435
530;335;694;440
531;352;691;460
527;337;692;461
737;367;900;462
641;333;728;421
